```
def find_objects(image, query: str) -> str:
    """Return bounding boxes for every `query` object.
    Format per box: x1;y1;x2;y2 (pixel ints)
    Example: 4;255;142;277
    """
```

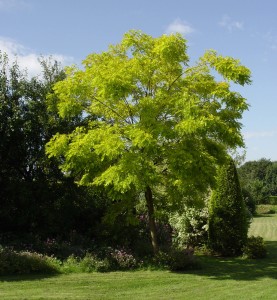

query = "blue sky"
1;0;277;162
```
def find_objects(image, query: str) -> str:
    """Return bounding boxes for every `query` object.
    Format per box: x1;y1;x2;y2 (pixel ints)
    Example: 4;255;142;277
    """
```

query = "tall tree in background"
46;30;251;254
238;159;277;204
208;157;249;256
0;52;68;187
0;52;99;239
0;52;31;231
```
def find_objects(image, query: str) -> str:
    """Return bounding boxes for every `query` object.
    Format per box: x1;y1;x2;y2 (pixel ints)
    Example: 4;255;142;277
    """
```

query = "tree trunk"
145;186;159;255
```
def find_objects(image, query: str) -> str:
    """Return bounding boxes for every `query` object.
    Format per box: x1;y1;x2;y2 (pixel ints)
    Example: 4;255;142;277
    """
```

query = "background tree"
238;159;277;204
241;187;256;216
208;157;249;256
0;52;107;243
46;30;251;254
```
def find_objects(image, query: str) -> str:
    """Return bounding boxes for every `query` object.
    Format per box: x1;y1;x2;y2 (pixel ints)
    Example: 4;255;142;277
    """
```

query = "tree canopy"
0;52;105;240
238;158;277;203
46;30;251;253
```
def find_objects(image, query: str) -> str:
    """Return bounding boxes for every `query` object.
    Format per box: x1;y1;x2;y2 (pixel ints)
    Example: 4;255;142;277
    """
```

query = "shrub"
242;236;267;259
0;234;87;261
256;205;276;215
109;249;137;270
79;253;112;272
268;196;277;205
170;206;208;249
208;157;249;256
42;238;73;258
78;248;137;272
79;253;97;272
90;258;111;272
0;247;61;275
61;255;82;273
167;248;195;271
152;248;195;271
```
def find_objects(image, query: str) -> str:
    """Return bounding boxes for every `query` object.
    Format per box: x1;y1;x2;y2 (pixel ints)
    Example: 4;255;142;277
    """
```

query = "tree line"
0;52;108;244
238;158;277;204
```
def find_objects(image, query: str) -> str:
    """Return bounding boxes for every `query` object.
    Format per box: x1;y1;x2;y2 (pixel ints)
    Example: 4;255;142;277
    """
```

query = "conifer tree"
208;157;249;256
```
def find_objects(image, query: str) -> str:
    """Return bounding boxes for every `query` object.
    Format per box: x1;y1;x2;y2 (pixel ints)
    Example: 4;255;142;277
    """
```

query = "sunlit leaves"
46;30;251;207
202;50;252;85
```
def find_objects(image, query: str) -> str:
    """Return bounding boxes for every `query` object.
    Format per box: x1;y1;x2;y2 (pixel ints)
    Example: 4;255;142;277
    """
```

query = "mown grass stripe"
249;214;277;241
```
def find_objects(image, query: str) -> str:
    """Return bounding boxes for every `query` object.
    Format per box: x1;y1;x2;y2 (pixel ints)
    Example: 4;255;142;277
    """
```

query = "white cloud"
166;19;195;35
219;15;244;32
244;130;277;139
0;0;30;11
0;37;74;77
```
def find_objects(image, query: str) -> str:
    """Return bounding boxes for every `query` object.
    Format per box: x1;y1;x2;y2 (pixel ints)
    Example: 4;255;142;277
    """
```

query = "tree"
46;30;251;254
208;157;249;256
0;52;104;241
241;187;256;215
0;52;67;187
238;159;277;204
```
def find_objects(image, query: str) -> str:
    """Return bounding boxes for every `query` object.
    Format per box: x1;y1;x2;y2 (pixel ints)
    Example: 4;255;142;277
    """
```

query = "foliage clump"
170;205;208;249
256;205;276;215
0;246;61;275
62;248;138;273
241;187;256;216
151;248;196;271
242;236;267;259
238;159;277;204
208;157;249;256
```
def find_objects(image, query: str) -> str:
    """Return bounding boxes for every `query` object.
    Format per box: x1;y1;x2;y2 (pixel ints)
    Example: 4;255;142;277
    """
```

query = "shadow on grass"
0;273;60;282
253;214;274;218
184;241;277;281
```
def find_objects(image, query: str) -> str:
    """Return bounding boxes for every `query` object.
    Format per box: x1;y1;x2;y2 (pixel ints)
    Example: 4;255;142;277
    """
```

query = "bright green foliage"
208;157;249;256
46;31;251;235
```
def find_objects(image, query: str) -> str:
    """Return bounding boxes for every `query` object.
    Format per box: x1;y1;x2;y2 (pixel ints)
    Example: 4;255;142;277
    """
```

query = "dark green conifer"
208;157;249;256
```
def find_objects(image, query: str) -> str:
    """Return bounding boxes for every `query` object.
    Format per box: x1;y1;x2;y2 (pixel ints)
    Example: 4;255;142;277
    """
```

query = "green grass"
1;214;277;299
249;213;277;241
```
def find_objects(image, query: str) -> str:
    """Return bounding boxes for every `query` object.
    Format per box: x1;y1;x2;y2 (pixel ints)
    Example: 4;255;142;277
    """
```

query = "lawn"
249;213;277;241
1;213;277;300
